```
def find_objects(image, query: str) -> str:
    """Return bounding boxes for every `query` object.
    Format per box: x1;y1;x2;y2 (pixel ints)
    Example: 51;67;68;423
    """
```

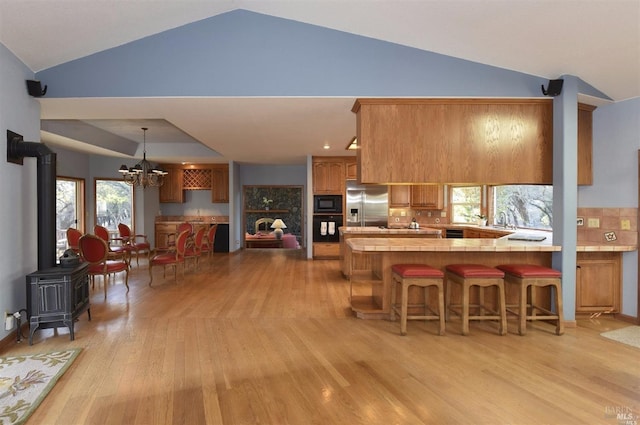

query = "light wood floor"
3;249;638;425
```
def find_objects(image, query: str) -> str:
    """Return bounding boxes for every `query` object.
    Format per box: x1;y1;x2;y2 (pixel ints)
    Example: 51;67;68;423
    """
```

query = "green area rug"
601;326;640;349
0;349;81;425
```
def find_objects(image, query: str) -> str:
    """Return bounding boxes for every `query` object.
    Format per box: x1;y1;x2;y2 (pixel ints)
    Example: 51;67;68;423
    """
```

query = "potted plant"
475;214;487;226
262;197;273;210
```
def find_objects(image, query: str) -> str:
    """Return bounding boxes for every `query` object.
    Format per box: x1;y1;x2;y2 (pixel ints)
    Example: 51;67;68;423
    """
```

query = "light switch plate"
588;218;600;228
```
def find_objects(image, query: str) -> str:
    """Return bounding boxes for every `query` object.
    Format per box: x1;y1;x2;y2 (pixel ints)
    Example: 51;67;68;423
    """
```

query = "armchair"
94;224;131;267
117;223;151;265
66;227;83;254
254;218;274;234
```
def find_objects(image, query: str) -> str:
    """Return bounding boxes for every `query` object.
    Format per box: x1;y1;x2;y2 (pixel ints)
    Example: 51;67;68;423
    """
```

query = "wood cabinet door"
313;161;344;194
410;185;443;209
155;223;177;249
211;165;229;203
577;103;595;186
159;166;184;203
389;185;410;207
576;256;620;313
345;158;357;180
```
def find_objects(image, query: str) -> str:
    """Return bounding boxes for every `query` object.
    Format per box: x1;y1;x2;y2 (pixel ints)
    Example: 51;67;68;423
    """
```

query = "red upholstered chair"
117;223;151;266
160;222;193;253
66;227;83;254
200;224;218;260
390;264;446;336
445;264;507;335
94;224;131;267
184;226;206;271
496;264;564;336
149;230;189;286
79;233;129;298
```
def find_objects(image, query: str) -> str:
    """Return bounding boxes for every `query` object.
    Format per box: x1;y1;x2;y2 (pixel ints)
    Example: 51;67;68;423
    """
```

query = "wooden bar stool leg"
390;276;398;321
497;283;507;335
461;282;470;336
400;282;409;336
519;281;528;335
554;283;565;335
437;282;446;336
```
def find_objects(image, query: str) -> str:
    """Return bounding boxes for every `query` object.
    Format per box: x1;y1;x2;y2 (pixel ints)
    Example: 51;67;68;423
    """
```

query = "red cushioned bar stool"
496;264;564;336
445;264;507;336
390;264;446;336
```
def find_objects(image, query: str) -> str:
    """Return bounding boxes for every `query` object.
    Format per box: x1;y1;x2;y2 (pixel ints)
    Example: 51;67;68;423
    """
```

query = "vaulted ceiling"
1;0;638;165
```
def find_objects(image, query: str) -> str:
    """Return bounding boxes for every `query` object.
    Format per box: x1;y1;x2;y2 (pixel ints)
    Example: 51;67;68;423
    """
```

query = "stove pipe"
7;131;57;270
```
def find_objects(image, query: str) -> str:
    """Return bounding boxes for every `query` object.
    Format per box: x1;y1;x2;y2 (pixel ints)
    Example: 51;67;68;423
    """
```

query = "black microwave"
313;195;342;214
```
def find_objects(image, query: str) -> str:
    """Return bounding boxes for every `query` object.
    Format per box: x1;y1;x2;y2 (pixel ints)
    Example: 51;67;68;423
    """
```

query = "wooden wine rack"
183;168;212;190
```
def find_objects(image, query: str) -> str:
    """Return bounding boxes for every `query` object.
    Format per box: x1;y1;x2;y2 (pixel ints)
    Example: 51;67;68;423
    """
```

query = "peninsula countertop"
339;226;442;236
346;237;560;252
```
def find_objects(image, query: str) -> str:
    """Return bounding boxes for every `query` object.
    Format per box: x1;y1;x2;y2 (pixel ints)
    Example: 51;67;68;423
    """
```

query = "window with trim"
95;179;134;232
56;177;85;257
491;185;553;230
450;186;482;224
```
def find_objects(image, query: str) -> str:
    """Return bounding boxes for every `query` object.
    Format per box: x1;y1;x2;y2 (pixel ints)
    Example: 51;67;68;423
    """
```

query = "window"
491;185;553;230
95;179;134;232
56;177;85;257
450;186;482;224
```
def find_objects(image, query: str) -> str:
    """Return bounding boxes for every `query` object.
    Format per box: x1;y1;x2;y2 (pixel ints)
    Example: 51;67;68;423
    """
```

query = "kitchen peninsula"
339;226;442;278
345;236;561;319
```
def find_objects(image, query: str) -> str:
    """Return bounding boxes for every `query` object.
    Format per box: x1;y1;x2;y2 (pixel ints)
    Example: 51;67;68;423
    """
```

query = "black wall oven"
312;214;343;243
313;195;342;214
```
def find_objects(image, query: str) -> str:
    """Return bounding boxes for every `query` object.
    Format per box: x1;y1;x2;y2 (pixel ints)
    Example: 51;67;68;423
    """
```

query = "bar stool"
390;264;445;336
496;264;564;336
445;264;507;335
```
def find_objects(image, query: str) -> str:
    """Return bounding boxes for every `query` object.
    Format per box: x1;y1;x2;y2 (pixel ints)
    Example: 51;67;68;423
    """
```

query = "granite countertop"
339;226;442;235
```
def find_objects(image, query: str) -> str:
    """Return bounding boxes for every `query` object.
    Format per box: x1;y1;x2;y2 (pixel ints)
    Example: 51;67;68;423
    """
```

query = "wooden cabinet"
578;103;596;186
154;223;177;250
211;164;229;203
159;163;229;203
159;165;184;203
410;185;443;209
389;185;410;207
345;157;357;180
313;242;340;259
313;158;345;194
576;252;621;314
353;98;553;184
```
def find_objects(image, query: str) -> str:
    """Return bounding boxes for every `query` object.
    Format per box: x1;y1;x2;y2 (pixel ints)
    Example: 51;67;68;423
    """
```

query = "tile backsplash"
577;207;637;246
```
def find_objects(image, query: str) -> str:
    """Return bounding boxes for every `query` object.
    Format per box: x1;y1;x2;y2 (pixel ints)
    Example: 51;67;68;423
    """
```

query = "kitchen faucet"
498;211;516;229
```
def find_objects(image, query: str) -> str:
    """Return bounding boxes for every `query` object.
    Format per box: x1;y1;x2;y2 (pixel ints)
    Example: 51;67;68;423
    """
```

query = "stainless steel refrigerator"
345;181;389;227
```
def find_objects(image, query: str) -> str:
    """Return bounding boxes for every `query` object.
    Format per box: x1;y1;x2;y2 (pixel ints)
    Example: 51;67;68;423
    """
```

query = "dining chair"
79;233;129;298
200;224;218;260
117;223;151;265
66;227;83;254
94;224;131;267
185;226;206;271
149;230;189;286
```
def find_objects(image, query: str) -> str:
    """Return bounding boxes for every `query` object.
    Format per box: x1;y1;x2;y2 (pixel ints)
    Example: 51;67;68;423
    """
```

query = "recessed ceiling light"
323;143;330;150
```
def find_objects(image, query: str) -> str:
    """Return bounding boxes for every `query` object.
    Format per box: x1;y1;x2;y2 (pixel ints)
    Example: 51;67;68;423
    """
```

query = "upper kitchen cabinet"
211;164;229;203
313;157;345;194
158;163;229;203
578;103;596;186
159;164;184;203
389;185;410;208
345;157;358;180
410;185;443;209
352;99;553;184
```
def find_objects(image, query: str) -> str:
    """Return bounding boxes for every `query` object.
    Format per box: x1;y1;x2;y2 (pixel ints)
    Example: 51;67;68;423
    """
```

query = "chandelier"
118;127;167;188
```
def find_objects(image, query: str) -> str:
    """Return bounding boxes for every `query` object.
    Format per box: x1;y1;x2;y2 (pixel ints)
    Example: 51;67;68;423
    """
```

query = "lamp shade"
271;219;287;229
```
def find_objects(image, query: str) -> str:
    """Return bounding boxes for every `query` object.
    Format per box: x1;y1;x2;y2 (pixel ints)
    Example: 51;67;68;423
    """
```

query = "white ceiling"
1;0;638;165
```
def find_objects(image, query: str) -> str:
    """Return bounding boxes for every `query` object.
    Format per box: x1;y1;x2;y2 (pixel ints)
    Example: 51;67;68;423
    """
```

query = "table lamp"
271;218;287;240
